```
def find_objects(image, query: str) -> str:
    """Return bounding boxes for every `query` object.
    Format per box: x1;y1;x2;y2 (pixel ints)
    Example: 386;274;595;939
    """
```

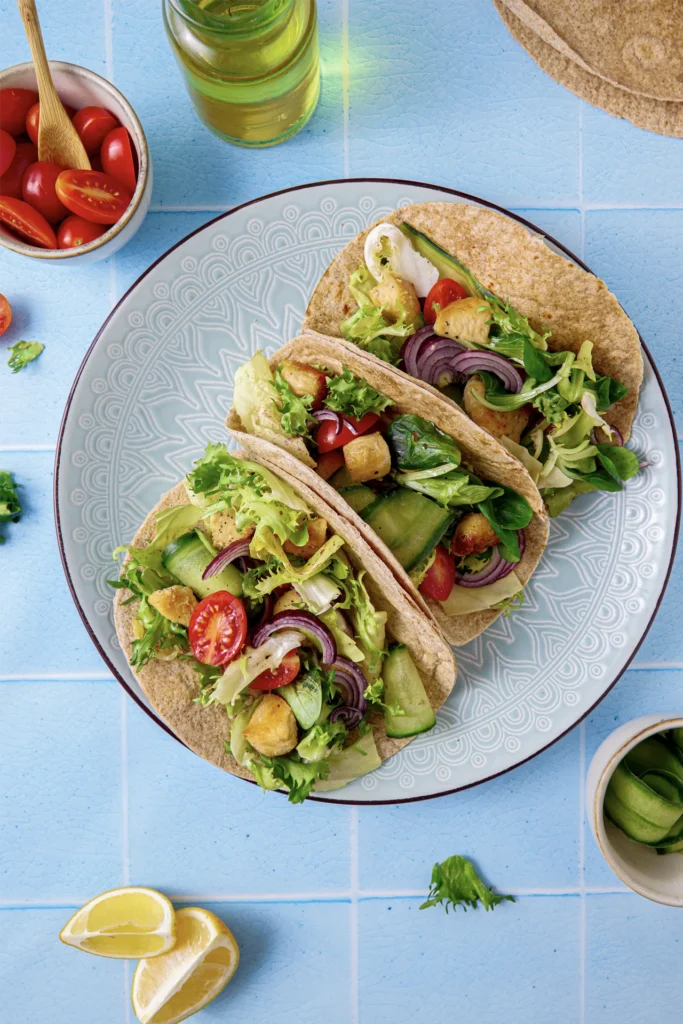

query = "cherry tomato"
419;545;456;602
0;141;37;199
57;215;104;249
0;294;11;336
72;106;119;156
25;101;76;145
0;88;38;137
423;278;469;325
189;591;247;667
316;449;345;481
0;130;16;176
55;169;132;225
0;196;57;249
250;651;300;692
100;126;137;193
317;412;380;454
22;161;69;225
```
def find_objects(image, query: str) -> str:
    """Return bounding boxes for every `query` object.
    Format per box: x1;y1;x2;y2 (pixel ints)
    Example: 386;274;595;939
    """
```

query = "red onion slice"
455;530;526;588
313;408;343;437
449;351;524;393
202;538;251;580
330;706;364;729
401;325;436;377
328;656;368;725
591;425;623;446
251;610;336;665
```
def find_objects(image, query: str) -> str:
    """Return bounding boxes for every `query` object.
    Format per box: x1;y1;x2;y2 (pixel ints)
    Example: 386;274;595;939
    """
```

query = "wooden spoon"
17;0;90;169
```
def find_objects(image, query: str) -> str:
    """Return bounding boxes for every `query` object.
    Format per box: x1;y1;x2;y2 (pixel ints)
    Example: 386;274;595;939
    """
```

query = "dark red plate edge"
53;176;682;805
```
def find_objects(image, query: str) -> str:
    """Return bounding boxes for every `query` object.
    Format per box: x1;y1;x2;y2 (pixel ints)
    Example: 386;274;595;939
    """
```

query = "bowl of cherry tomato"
0;60;151;262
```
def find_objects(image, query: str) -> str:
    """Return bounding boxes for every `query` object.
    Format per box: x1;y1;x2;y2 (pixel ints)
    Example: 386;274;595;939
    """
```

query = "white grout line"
350;806;359;1024
0;886;629;910
0;444;57;452
578;101;585;262
121;689;130;887
103;0;114;82
123;961;131;1024
579;720;586;1024
341;0;350;179
0;673;114;682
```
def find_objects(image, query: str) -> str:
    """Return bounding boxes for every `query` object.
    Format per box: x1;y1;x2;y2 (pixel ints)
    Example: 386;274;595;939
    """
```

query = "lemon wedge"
131;907;239;1024
59;886;176;959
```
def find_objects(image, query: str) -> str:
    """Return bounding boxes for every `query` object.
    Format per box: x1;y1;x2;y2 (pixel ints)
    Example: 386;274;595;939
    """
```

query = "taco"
303;202;643;519
227;334;549;646
111;447;456;802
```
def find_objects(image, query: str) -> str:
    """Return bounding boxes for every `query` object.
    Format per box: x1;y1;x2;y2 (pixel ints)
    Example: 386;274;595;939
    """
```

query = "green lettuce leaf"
324;366;393;420
245;529;345;598
477;487;533;564
341;267;416;365
420;855;515;913
8;340;44;373
259;752;331;804
397;472;501;508
296;720;347;762
272;367;316;437
387;415;462;471
0;470;21;543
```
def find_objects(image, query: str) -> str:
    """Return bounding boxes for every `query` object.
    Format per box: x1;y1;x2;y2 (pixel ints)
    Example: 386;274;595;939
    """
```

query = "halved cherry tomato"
250;651;300;692
72;106;119;156
0;130;16;176
22;161;69;225
0;294;11;336
0;88;38;137
317;411;380;453
423;278;469;325
189;590;247;667
100;126;137;193
57;215;104;249
316;449;345;481
0;196;57;249
419;544;456;602
25;101;76;145
0;141;37;199
55;169;131;225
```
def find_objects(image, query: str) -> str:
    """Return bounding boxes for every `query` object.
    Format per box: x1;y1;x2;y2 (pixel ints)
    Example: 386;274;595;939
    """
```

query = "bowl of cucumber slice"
587;715;683;906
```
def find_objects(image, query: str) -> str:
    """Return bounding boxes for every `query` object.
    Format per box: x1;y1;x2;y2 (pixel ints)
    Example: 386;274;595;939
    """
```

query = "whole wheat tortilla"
113;459;456;786
494;0;683;137
227;334;549;646
303;202;643;441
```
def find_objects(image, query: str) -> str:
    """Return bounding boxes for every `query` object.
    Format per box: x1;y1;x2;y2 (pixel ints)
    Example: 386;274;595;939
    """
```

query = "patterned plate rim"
53;177;682;805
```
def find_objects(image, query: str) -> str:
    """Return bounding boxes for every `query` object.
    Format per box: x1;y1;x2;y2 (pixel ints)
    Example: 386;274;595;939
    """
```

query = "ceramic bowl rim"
0;60;149;260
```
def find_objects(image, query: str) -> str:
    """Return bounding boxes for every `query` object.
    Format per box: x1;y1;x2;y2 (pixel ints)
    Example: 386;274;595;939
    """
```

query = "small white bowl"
0;61;152;263
586;714;683;906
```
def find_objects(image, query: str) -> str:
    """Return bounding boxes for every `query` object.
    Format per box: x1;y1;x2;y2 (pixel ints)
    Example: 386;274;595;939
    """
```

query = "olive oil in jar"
163;0;320;148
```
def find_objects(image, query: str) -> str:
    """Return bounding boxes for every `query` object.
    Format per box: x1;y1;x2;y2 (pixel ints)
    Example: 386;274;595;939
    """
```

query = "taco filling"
233;353;535;616
110;445;439;802
336;220;640;516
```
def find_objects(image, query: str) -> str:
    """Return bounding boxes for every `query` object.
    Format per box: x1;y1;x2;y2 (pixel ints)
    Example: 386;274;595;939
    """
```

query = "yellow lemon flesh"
132;907;239;1024
59;887;176;959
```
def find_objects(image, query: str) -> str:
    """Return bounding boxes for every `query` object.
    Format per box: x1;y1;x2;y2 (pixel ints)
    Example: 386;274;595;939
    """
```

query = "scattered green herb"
0;470;21;544
420;855;515;914
8;340;44;373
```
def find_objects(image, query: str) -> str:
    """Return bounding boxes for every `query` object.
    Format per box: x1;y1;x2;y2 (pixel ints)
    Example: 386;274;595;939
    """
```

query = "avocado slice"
399;221;486;299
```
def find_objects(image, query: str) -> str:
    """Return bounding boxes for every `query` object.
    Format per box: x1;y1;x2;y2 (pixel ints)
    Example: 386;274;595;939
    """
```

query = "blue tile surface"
1;0;682;1021
127;698;350;896
586;894;683;1022
359;895;579;1024
0;908;126;1024
0;681;122;900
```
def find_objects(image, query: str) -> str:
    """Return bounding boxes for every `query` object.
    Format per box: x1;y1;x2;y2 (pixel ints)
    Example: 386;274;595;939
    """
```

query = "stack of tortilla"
494;0;683;136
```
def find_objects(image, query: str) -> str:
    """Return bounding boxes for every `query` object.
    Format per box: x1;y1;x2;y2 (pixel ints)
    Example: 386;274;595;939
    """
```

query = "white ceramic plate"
55;179;680;803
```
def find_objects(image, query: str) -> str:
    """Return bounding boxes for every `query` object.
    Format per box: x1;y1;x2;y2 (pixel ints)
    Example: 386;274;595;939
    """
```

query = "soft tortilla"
494;0;683;137
113;458;456;785
303;201;643;441
227;334;549;646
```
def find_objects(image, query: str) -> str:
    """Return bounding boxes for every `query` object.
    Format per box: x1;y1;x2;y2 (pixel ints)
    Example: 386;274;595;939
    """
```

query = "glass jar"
163;0;320;148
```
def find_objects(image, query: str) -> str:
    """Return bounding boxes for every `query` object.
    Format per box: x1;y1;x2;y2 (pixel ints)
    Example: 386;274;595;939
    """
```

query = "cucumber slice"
399;222;483;298
362;488;453;571
328;466;357;490
604;786;673;845
382;644;435;738
161;531;242;599
339;485;376;515
672;728;683;757
278;675;322;730
607;761;683;830
624;736;683;784
641;770;683;804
